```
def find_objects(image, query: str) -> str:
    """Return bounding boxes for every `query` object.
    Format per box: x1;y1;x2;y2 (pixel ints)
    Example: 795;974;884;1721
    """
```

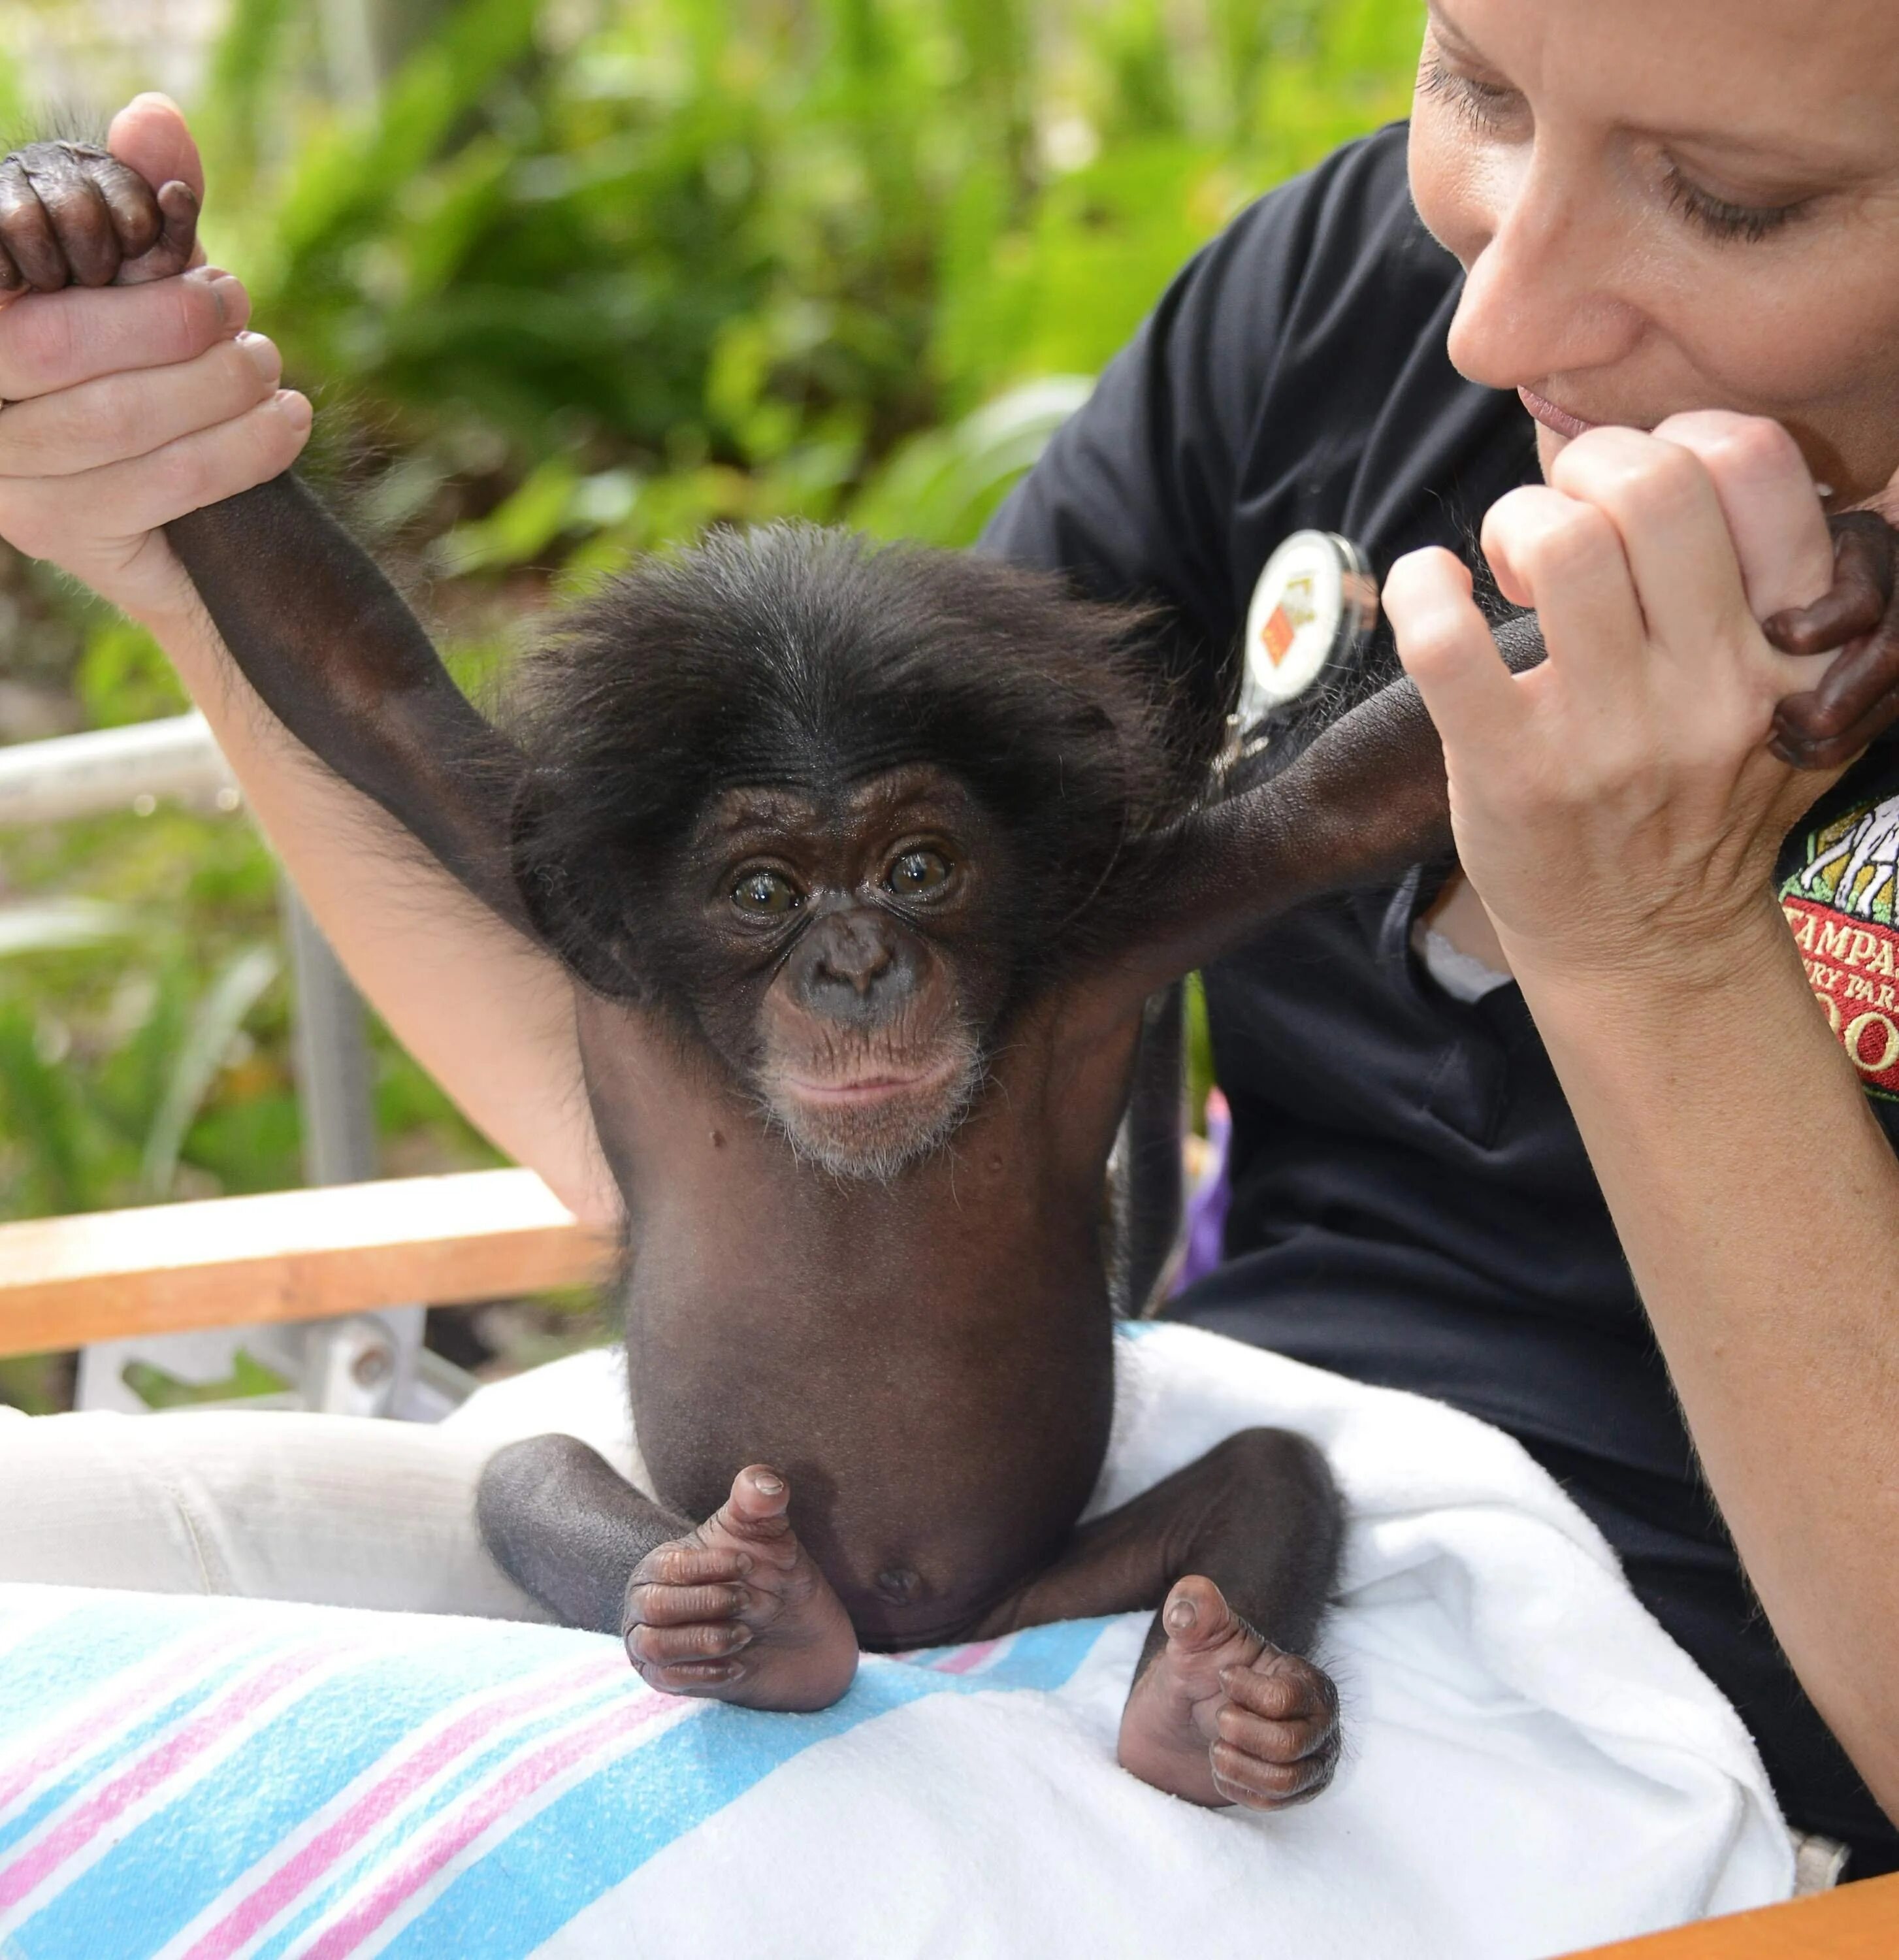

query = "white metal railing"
0;713;235;826
0;713;448;1418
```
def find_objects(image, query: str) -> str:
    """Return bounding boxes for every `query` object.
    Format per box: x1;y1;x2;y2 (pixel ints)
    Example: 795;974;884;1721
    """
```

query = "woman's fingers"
1385;546;1522;745
0;268;242;402
1479;482;1649;705
1652;410;1834;621
0;333;282;479
1547;426;1755;659
0;391;310;564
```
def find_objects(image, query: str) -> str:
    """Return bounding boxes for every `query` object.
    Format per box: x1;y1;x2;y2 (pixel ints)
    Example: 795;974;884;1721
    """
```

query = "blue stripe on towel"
380;1616;1113;1960
11;1626;621;1960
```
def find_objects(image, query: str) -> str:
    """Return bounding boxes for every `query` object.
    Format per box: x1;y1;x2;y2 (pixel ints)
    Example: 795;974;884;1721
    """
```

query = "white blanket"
440;1320;1792;1956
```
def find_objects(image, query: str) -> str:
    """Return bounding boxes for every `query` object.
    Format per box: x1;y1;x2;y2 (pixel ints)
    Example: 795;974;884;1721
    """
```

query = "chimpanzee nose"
798;911;910;1022
815;913;892;994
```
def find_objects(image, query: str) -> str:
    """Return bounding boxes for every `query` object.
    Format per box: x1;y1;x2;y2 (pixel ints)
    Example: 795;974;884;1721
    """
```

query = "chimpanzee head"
508;523;1218;1179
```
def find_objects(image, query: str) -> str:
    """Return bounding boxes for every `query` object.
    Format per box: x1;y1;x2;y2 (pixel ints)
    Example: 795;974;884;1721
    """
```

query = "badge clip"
1221;531;1379;768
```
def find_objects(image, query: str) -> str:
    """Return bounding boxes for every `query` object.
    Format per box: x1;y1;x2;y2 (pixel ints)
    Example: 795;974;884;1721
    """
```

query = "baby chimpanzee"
11;141;1899;1815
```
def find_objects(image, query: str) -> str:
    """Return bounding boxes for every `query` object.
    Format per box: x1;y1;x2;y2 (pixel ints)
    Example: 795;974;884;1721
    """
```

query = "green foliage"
0;0;1425;1254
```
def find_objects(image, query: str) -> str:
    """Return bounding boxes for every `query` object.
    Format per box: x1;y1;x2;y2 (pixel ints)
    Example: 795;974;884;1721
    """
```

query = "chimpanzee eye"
732;869;803;917
886;849;952;898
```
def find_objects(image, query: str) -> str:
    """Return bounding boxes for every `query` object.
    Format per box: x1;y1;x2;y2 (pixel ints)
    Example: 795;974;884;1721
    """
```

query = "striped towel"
0;1326;1794;1958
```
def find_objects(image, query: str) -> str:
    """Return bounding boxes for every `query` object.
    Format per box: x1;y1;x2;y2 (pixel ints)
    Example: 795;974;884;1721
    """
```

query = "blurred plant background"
0;0;1423;1405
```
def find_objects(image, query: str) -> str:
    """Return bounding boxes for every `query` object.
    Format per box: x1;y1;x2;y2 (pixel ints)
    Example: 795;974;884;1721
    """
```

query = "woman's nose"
1444;141;1645;396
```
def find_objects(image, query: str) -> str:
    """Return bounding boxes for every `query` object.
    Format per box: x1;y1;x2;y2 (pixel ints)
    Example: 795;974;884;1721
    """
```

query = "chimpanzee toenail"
1165;1595;1197;1633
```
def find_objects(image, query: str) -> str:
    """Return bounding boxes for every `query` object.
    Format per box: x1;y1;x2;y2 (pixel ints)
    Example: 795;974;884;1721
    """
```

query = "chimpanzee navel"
875;1565;926;1607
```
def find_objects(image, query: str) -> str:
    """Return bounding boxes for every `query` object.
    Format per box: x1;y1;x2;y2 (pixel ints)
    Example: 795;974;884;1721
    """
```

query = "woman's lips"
1518;386;1599;442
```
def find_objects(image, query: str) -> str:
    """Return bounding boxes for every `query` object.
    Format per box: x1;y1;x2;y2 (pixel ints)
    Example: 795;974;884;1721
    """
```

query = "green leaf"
141;943;282;1201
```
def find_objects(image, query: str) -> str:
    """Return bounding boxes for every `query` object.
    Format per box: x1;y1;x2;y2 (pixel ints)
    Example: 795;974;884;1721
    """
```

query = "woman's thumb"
106;93;205;205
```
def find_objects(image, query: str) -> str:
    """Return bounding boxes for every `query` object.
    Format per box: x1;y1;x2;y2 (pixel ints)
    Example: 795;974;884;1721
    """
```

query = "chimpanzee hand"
1765;510;1899;770
0;139;199;294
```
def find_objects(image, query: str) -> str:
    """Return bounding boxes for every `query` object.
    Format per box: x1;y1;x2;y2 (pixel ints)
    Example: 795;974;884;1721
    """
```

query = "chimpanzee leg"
977;1428;1344;1810
478;1437;859;1712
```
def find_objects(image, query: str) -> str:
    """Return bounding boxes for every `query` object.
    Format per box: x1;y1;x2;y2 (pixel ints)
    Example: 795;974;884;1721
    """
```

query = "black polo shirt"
982;120;1899;1869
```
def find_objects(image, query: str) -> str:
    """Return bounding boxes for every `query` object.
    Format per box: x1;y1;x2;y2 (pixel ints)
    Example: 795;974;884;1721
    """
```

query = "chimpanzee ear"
507;769;641;999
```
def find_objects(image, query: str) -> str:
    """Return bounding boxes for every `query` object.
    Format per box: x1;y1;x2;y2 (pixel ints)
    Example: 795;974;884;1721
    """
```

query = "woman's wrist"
1493;873;1795;1008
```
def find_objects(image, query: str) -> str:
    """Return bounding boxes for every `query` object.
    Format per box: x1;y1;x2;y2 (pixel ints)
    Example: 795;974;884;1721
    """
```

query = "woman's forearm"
148;593;621;1228
1510;904;1899;1818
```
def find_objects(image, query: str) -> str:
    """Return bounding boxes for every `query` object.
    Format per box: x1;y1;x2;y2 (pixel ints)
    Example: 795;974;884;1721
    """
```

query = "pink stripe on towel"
930;1640;1004;1675
301;1690;685;1960
0;1648;329;1916
0;1625;251;1822
181;1655;628;1960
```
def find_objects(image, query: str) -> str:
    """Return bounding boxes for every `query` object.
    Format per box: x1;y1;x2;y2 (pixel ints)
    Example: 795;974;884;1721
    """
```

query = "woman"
3;0;1896;1870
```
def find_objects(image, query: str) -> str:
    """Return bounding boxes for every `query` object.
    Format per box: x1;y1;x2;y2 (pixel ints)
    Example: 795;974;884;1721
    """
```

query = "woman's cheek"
1406;104;1492;270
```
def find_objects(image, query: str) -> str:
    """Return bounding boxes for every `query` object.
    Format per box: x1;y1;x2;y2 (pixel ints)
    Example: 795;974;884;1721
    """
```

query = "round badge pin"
1233;531;1379;742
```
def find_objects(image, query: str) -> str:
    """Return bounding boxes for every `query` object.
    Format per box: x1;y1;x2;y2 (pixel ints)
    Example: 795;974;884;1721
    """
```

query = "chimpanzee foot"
1117;1575;1340;1810
622;1465;859;1712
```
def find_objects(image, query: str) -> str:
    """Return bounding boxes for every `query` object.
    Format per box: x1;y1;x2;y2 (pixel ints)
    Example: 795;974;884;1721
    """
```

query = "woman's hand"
0;95;310;626
1385;411;1843;990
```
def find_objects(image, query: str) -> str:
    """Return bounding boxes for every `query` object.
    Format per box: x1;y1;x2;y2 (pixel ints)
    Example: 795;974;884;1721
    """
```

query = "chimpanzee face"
672;764;1018;1180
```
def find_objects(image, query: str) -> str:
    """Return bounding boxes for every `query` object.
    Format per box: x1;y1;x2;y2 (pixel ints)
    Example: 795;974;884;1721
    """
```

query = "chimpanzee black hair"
507;522;1226;1004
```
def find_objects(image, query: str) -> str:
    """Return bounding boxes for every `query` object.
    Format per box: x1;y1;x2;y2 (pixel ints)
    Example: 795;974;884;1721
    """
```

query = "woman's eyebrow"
1423;1;1488;66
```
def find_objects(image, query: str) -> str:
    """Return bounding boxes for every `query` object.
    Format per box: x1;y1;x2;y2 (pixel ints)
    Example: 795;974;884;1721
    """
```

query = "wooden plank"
1564;1875;1899;1957
0;1169;615;1356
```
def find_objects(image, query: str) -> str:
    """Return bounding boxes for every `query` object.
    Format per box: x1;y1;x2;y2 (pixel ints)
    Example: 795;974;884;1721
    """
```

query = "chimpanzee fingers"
1774;676;1899;771
1213;1697;1335;1767
1764;515;1893;659
118;180;201;285
1208;1737;1335;1808
18;143;127;287
625;1580;751;1628
0;157;71;293
82;149;163;259
1218;1649;1339;1727
628;1541;752;1591
626;1618;753;1667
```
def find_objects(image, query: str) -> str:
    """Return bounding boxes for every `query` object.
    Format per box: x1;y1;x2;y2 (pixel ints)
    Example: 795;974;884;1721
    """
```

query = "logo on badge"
1783;789;1899;1099
1228;532;1378;762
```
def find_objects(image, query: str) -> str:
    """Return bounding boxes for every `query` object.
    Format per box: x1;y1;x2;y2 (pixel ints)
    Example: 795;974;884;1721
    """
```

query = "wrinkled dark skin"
11;142;1899;1816
0;141;197;292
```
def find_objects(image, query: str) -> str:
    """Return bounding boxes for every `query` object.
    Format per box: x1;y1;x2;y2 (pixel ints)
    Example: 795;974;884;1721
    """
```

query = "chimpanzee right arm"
166;476;534;938
0;139;532;938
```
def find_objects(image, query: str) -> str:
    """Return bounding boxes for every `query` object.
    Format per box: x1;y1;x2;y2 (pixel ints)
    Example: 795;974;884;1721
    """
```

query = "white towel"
445;1320;1793;1956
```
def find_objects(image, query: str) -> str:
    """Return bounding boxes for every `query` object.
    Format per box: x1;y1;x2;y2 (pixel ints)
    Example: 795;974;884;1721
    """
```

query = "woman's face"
1409;0;1899;504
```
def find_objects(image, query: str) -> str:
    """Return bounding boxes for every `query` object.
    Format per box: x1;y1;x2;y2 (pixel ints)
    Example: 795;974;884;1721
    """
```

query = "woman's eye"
733;870;802;917
1661;164;1804;246
1416;54;1519;131
886;849;952;897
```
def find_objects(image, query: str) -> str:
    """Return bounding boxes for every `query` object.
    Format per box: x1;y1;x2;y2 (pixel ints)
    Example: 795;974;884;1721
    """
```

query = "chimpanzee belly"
618;1218;1118;1648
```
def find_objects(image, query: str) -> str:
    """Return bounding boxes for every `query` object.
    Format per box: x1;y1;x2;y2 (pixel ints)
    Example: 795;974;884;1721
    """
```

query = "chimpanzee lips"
778;1057;965;1104
762;1032;983;1181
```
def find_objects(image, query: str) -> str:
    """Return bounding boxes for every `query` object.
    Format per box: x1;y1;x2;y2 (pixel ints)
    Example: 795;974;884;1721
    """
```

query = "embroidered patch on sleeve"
1783;791;1899;1100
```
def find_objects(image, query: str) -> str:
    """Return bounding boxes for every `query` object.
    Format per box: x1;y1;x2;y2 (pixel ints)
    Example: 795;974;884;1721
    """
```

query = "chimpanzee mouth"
764;1034;983;1182
778;1058;965;1104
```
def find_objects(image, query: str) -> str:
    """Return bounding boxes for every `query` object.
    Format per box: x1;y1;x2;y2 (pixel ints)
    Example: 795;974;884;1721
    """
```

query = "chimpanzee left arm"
1098;519;1899;1012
